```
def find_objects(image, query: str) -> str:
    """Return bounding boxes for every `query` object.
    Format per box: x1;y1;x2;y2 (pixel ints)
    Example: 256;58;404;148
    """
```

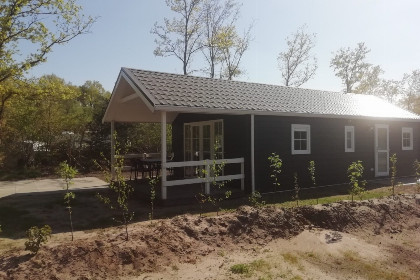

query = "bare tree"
151;0;203;75
330;42;382;93
277;25;318;87
217;25;252;80
200;0;240;78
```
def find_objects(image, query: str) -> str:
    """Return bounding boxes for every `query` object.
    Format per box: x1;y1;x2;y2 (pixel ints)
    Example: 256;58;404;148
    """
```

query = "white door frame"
374;124;389;177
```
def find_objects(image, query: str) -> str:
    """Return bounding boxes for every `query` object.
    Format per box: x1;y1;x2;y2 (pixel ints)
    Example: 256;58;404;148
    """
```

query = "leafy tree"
0;76;110;169
347;160;366;202
330;42;383;93
372;79;402;103
151;0;203;75
400;69;420;113
216;25;252;80
200;0;241;78
2;75;81;166
58;161;78;241
0;0;95;126
277;25;318;87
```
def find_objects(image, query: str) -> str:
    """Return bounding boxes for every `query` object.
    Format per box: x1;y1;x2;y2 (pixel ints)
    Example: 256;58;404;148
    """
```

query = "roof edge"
154;105;420;122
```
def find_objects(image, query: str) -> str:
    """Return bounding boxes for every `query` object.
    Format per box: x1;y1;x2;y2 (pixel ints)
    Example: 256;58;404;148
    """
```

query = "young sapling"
308;160;317;204
390;153;397;197
347;160;366;202
58;161;78;241
293;172;300;206
268;153;282;189
96;134;134;241
414;159;420;193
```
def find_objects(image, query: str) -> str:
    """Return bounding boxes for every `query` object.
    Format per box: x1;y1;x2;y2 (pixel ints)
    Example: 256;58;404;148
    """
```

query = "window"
345;126;355;152
402;127;413;150
292;124;310;154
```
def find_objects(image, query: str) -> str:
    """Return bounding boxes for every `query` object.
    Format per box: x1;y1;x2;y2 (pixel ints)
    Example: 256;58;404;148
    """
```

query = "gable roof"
103;67;420;123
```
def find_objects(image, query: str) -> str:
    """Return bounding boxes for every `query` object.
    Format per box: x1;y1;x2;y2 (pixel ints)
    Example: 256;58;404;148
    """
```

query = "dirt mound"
3;195;420;279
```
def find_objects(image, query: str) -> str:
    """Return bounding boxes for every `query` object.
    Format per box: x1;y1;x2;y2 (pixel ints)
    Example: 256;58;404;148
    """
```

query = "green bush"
24;225;52;254
230;263;250;274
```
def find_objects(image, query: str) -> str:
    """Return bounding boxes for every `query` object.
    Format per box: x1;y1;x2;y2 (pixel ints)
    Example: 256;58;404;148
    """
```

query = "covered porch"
102;68;253;200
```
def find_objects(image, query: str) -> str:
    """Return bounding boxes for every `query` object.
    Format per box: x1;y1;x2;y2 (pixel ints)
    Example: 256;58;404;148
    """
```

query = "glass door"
375;124;389;177
183;120;224;177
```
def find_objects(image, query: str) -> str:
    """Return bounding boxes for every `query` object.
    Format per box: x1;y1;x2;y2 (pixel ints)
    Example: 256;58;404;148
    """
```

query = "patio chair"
137;159;154;179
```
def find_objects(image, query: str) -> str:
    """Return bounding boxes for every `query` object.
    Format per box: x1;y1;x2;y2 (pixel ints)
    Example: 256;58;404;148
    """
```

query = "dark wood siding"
172;113;420;194
254;116;420;193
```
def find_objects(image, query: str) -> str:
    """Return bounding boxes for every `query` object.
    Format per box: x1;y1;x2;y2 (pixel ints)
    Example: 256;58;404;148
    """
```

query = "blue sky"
27;0;420;93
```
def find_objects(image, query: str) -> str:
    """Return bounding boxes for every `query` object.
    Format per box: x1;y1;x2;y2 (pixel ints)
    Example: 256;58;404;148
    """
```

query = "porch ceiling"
102;72;178;123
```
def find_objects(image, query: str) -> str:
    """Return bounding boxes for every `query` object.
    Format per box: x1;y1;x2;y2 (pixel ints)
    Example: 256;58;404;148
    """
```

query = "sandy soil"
1;194;419;280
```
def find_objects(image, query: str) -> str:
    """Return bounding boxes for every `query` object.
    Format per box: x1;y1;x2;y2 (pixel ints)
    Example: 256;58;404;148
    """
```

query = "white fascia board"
102;73;123;123
154;105;420;122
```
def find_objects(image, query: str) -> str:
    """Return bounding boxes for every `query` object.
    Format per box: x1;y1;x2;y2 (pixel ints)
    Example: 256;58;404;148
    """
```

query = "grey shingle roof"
122;67;420;120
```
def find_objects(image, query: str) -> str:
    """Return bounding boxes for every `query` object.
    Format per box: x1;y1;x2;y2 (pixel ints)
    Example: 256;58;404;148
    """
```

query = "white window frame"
402;127;413;150
345;126;355;152
291;124;311;155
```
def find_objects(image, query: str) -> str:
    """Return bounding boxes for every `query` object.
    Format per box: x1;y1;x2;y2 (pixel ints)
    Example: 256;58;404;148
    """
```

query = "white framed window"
402;127;413;150
291;124;310;155
345;126;355;152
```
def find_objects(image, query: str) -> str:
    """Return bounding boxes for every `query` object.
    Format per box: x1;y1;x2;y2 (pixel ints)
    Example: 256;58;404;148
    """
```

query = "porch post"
251;114;255;192
110;120;115;180
161;111;167;200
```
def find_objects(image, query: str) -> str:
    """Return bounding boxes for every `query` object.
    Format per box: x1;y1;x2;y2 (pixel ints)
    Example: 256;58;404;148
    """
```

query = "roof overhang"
102;70;179;123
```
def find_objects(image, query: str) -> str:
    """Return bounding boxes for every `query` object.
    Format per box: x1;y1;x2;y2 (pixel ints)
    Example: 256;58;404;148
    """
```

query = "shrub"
347;161;366;202
230;263;250;274
249;191;265;208
24;225;52;254
268;153;282;189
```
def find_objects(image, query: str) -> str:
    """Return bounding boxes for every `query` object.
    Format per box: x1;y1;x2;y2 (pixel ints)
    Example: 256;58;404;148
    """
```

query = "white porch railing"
160;157;244;200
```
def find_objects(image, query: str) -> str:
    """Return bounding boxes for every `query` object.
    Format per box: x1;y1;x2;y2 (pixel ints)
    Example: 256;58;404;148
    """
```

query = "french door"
184;120;223;177
375;124;389;177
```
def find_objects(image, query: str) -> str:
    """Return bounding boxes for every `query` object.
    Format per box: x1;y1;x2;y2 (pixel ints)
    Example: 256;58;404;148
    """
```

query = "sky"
27;0;420;93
